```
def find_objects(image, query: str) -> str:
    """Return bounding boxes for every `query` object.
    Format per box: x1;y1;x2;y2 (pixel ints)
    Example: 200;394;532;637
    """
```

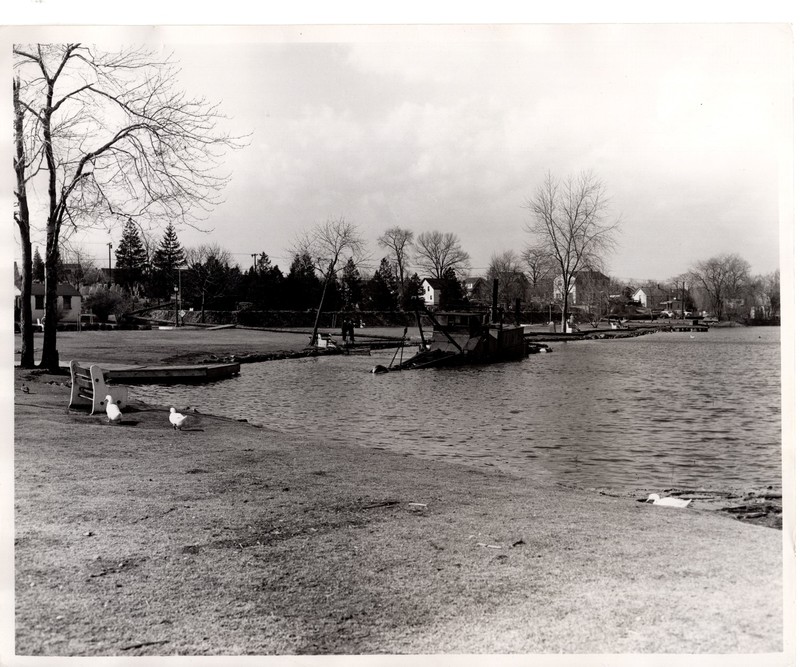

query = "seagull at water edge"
105;395;123;424
646;493;691;508
169;407;189;430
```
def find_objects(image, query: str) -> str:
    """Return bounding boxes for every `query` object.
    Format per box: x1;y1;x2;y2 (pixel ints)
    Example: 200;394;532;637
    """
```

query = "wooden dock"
670;324;709;332
106;362;240;384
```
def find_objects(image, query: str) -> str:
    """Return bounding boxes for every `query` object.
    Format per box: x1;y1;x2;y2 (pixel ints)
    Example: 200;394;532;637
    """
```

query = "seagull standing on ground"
169;407;189;430
646;493;691;508
105;395;123;424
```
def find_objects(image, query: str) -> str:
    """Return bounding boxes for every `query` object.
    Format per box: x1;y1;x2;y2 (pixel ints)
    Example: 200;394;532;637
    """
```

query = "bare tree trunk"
15;45;243;372
310;262;334;345
40;239;60;371
14;77;35;368
40;76;61;372
17;232;35;368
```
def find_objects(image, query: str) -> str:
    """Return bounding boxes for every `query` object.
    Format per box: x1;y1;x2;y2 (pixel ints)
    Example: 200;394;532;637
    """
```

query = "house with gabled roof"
14;282;82;326
462;276;489;303
421;278;447;308
553;270;610;307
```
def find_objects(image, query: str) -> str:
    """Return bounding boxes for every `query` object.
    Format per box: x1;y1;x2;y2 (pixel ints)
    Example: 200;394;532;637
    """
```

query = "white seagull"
169;407;189;430
105;395;123;424
646;493;691;508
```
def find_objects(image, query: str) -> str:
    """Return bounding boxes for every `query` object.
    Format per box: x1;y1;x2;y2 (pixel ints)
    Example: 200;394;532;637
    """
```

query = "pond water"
134;327;783;494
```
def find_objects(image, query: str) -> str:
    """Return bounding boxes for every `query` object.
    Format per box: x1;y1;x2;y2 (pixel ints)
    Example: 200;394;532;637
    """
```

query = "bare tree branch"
291;217;366;344
524;171;619;332
13;42;246;369
414;231;470;280
377;226;414;307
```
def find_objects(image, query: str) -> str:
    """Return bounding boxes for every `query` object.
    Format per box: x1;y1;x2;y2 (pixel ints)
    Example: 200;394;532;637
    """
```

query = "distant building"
14;282;82;326
632;285;682;313
553;270;610;307
421;278;447;308
462;276;489;303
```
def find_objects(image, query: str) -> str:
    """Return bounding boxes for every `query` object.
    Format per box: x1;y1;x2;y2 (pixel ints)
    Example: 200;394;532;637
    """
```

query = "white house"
631;287;649;307
632;285;676;311
421;278;447;308
15;282;82;326
553;270;610;307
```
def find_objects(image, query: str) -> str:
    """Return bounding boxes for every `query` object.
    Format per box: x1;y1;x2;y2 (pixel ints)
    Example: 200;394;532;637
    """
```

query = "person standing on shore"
342;318;350;345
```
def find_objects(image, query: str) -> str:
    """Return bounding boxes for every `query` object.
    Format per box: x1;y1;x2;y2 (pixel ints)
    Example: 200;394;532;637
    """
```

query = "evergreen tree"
151;223;185;299
32;247;44;282
402;273;425;311
241;253;286;309
340;257;362;309
115;219;148;290
254;252;271;273
364;257;399;311
285;253;321;310
439;267;467;310
54;248;66;283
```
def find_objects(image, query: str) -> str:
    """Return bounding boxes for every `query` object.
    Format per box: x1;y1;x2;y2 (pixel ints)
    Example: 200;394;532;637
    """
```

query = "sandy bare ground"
12;363;785;657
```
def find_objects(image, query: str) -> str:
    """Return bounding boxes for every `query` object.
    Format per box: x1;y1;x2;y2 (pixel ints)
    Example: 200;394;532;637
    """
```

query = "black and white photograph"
3;17;794;665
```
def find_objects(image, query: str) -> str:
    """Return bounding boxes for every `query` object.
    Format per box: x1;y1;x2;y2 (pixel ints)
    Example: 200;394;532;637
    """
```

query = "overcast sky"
13;24;792;282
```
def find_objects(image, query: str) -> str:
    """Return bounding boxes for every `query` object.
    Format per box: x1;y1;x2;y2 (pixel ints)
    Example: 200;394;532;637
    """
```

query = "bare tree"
377;227;414;307
579;271;611;327
724;254;751;307
525;171;619;332
520;245;557;303
760;270;781;319
185;244;235;323
691;253;751;320
13;43;243;370
293;217;366;345
13;75;40;367
58;244;99;289
666;272;697;315
414;231;470;280
486;250;528;310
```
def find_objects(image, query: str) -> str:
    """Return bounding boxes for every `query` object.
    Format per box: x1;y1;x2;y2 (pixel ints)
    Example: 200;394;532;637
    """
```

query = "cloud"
33;27;787;279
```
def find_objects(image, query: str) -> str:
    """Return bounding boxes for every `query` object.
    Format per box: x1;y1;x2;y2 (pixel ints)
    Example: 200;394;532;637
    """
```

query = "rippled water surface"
136;327;782;492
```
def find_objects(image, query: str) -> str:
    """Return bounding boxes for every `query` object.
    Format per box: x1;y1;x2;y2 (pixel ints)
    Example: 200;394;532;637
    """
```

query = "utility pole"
107;242;112;270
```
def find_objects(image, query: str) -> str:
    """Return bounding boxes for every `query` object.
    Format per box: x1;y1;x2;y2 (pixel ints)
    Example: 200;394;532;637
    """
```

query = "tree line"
13;44;779;370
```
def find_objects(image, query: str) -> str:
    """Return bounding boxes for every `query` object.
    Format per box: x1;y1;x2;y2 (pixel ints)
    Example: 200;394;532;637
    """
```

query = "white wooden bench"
69;360;128;415
313;332;338;349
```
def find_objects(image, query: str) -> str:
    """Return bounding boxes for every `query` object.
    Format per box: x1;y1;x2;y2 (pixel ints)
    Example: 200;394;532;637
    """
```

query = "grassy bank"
13;364;785;656
14;327;369;367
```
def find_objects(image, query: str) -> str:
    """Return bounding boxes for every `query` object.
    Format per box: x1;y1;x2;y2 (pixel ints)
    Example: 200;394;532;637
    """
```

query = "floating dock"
106;362;240;384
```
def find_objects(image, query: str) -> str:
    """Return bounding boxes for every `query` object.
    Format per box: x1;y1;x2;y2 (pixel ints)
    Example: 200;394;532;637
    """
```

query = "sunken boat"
394;309;528;369
373;279;530;372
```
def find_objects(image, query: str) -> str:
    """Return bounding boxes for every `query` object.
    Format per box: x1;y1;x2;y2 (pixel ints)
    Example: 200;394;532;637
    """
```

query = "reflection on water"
135;327;782;493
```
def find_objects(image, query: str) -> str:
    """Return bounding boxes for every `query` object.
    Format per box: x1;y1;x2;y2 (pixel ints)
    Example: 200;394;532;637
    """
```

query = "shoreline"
14;325;783;529
12;365;785;655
